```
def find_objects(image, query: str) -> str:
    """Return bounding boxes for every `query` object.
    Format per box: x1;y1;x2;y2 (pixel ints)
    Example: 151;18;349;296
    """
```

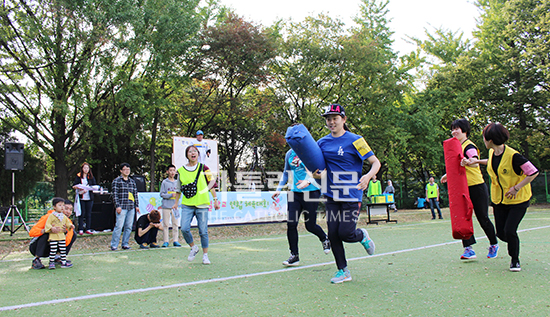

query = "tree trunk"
53;140;69;198
52;101;69;198
228;154;237;192
149;110;159;191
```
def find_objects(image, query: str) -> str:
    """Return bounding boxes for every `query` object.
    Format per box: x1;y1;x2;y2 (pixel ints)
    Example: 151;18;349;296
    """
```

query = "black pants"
135;227;159;245
463;183;498;247
493;201;528;262
78;200;94;231
29;233;77;258
325;197;363;270
286;190;326;255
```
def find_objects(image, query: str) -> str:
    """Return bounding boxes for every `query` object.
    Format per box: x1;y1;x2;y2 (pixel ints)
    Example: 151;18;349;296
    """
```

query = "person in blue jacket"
314;104;381;284
272;149;330;267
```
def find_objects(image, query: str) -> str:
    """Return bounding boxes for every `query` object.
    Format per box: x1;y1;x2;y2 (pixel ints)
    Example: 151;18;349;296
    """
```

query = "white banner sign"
138;191;288;227
173;136;219;173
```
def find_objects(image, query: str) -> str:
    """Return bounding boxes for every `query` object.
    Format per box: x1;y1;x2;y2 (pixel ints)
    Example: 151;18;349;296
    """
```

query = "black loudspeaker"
5;143;24;171
90;202;115;231
132;175;146;192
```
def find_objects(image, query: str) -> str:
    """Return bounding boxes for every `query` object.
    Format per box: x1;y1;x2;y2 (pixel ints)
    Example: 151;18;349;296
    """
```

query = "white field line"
1;224;549;312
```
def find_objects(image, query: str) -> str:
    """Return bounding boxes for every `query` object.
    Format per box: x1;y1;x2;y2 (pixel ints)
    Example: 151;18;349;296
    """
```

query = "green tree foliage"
342;0;425;187
419;0;550;170
0;0;202;197
270;14;349;133
474;0;550;166
179;12;277;189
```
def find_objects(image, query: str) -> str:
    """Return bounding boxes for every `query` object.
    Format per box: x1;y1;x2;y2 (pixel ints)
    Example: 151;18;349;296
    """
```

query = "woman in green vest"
441;119;498;260
366;174;382;200
482;123;539;272
178;145;220;265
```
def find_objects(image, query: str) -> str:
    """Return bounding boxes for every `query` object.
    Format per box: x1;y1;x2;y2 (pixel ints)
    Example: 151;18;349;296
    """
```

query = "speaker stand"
0;171;29;235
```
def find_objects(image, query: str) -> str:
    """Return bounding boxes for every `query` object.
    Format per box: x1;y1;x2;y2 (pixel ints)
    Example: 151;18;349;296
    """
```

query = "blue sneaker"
487;244;499;258
460;247;477;260
173;241;182;247
162;242;169;247
330;268;352;284
360;228;375;255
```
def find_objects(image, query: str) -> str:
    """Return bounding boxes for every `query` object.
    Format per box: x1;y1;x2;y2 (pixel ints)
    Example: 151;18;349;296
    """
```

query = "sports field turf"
1;208;549;316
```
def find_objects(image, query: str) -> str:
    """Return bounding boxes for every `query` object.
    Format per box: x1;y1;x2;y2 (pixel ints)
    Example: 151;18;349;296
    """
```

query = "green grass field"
1;208;549;316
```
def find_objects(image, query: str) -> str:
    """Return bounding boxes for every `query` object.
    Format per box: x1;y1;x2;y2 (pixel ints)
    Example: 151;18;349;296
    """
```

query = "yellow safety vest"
177;164;211;207
462;139;485;186
426;183;438;199
487;145;531;205
367;180;382;197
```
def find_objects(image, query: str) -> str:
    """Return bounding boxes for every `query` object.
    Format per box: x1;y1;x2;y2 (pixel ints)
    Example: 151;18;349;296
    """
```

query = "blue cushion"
285;124;326;172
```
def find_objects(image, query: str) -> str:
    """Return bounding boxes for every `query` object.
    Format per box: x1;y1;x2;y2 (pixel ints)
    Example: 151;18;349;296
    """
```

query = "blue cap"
196;130;204;135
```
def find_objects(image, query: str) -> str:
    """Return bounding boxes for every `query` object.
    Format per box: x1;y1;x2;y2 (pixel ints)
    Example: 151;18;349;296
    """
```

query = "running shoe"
487;244;499;259
162;242;169;247
150;243;160;248
360;228;375;255
188;245;200;261
48;262;56;270
139;243;149;249
60;262;73;268
32;258;45;270
85;230;94;235
283;254;300;267
173;241;182;247
202;254;211;265
122;245;131;250
322;239;331;254
510;261;521;272
330;267;352;284
460;247;477;260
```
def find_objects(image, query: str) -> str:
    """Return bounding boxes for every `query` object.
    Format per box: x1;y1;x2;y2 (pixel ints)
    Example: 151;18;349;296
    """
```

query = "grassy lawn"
1;206;549;316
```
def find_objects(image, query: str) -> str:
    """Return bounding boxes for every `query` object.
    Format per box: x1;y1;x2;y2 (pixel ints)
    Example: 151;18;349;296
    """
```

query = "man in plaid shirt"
110;163;140;251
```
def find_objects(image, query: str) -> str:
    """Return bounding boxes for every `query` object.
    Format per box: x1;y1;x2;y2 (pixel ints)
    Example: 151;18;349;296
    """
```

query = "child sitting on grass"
44;197;74;269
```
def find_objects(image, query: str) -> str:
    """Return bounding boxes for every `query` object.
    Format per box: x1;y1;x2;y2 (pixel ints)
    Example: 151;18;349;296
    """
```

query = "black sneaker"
322;239;331;254
282;254;300;267
32;258;45;270
510;260;521;272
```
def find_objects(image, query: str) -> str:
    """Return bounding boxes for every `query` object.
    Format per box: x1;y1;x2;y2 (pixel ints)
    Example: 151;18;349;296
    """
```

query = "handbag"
180;164;203;199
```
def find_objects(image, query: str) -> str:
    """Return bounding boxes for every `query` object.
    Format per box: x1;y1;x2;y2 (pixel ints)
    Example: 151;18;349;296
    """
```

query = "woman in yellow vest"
178;145;220;265
441;119;498;260
482;123;539;272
